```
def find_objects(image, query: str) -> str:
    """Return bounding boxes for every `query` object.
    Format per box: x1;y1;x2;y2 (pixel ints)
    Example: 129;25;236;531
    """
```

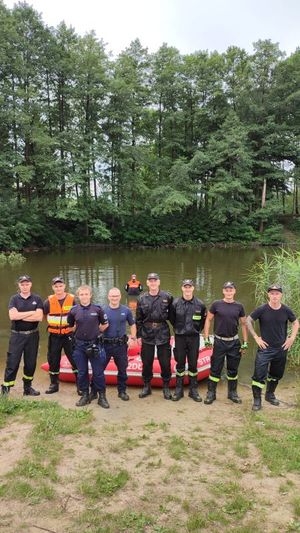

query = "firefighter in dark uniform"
203;281;248;405
103;287;136;401
67;285;109;408
1;275;43;396
169;279;206;402
44;276;79;394
136;273;173;399
246;284;299;411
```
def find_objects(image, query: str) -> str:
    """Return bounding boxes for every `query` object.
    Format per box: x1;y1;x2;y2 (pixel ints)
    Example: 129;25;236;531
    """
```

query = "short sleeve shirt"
103;304;135;338
209;300;245;337
67;303;108;341
9;293;43;331
250;303;297;348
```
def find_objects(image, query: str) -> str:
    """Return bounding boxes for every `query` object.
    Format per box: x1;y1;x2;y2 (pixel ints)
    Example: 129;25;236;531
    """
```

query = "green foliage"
7;252;26;264
0;4;299;248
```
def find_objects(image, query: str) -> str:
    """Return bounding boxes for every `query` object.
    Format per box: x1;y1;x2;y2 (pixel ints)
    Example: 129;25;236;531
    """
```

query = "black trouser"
3;331;39;386
209;338;241;382
252;346;287;387
141;342;171;383
174;334;199;377
47;333;77;375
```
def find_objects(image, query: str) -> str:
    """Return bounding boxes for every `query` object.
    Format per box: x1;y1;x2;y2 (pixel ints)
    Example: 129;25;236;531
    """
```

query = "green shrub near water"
248;248;300;366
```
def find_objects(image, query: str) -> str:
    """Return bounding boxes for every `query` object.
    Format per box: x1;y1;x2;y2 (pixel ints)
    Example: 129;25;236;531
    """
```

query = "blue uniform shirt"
103;304;135;339
67;303;108;341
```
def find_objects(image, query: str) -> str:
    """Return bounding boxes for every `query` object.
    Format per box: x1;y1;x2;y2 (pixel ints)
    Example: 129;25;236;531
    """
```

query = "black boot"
188;376;202;402
118;391;130;401
139;382;152;398
227;379;242;404
98;392;110;409
89;385;98;402
163;381;172;400
23;380;40;396
204;379;217;404
76;392;90;407
1;384;10;396
74;373;82;396
45;374;59;394
265;380;280;406
252;385;262;411
172;376;184;401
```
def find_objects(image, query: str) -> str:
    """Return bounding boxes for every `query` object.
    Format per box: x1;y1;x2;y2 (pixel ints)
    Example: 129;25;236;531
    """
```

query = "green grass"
0;479;55;504
167;435;188;460
79;467;129;498
243;409;300;474
77;508;154;533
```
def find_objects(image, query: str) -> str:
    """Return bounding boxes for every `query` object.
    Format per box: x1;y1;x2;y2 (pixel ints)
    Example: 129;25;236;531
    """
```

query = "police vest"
47;293;74;334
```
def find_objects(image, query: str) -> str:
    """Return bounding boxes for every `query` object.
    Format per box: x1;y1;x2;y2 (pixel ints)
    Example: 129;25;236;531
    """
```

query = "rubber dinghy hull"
41;336;212;387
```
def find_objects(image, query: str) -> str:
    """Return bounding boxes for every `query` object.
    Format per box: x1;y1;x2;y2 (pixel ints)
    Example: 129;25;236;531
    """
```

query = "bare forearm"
130;324;137;338
246;316;256;339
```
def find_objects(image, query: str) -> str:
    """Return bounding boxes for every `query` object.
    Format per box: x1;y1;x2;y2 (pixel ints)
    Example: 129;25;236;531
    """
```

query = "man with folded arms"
1;275;43;396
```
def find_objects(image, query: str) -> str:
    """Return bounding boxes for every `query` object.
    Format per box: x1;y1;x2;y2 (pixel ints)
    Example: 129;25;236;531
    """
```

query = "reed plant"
248;248;300;366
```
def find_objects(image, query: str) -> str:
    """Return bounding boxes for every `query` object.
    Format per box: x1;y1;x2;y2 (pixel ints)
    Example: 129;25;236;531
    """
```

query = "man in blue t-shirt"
102;287;136;401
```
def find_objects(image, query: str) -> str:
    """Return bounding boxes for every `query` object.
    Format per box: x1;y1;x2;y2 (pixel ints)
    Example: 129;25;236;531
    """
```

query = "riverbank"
0;381;299;533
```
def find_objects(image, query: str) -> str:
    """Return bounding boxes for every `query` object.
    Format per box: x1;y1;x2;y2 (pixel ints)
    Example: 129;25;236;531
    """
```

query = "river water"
0;246;294;385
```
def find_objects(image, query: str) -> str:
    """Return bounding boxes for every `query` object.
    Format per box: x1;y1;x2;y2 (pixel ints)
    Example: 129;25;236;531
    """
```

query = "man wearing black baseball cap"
136;273;173;399
247;284;299;411
1;275;43;396
203;281;248;405
43;276;79;395
169;280;206;402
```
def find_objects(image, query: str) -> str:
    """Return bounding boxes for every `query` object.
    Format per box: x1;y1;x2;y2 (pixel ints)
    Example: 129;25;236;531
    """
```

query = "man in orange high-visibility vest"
44;276;79;394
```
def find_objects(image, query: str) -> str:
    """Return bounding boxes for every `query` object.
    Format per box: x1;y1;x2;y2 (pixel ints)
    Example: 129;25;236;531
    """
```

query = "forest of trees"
1;1;300;249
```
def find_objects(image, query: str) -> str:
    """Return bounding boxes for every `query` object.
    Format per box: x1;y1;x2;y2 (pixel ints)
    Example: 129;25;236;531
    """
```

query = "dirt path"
0;380;299;533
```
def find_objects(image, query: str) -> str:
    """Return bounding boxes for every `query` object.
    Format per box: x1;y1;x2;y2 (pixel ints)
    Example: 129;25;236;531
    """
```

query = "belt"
144;322;163;328
215;334;239;341
11;328;38;335
104;336;127;345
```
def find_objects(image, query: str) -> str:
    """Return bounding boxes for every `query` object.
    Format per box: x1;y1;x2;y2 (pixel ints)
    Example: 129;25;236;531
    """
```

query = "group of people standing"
1;272;298;412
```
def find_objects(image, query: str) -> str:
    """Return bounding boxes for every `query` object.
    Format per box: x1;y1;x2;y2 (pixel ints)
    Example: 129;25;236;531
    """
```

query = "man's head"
146;273;160;292
131;274;137;280
222;281;236;300
18;275;32;294
76;285;92;306
52;276;66;295
267;284;283;303
181;279;194;299
108;287;122;307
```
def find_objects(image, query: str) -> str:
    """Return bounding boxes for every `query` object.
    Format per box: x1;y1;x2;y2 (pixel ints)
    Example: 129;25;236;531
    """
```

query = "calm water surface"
0;247;294;384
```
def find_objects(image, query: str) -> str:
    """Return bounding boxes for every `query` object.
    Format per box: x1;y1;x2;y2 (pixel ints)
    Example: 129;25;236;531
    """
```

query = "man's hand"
254;336;268;349
282;337;295;350
240;341;248;354
204;338;212;348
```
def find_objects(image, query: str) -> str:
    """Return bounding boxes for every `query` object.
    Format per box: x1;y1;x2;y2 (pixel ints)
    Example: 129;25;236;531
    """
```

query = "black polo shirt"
9;293;43;332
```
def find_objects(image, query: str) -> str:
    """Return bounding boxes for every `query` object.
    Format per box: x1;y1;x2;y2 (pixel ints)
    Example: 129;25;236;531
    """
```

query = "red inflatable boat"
41;337;212;387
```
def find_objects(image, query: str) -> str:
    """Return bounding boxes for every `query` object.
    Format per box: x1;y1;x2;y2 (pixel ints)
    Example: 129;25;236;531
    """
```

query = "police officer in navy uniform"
136;273;173;400
169;279;206;402
1;275;43;396
102;287;136;401
203;281;248;405
67;285;109;408
246;284;299;411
